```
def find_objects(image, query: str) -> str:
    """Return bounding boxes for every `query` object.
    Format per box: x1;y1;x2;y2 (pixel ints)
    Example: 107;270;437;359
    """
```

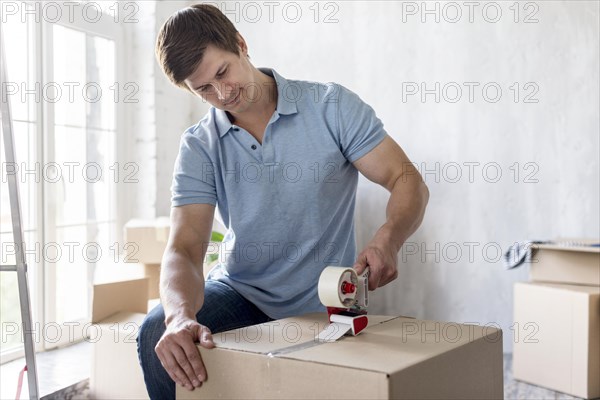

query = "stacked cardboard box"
89;237;217;399
88;220;223;398
124;218;220;298
124;218;170;299
89;278;151;399
513;240;600;399
177;313;504;399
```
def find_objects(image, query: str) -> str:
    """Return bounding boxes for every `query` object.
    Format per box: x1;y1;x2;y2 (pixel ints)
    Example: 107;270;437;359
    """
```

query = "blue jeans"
137;279;274;400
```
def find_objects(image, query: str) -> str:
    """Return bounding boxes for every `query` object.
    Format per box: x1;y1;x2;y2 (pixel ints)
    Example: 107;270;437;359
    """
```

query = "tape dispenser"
317;266;369;341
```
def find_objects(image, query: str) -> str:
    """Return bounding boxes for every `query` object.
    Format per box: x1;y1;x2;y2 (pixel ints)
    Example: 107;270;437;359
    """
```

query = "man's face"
184;43;258;113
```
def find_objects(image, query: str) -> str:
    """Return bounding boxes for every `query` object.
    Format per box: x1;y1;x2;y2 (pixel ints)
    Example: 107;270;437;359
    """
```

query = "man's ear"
236;32;248;56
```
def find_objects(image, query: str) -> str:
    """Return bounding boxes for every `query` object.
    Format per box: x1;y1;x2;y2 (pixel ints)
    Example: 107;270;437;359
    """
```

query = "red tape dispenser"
317;266;369;341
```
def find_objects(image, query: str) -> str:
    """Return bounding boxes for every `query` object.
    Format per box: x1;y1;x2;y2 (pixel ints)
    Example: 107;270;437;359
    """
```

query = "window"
1;1;124;361
1;7;43;362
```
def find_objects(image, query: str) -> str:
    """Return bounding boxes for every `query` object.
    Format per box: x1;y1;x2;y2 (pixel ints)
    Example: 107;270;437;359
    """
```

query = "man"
137;4;429;399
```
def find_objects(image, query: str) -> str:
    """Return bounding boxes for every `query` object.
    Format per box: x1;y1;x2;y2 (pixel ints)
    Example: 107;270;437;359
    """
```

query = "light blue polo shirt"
171;68;387;319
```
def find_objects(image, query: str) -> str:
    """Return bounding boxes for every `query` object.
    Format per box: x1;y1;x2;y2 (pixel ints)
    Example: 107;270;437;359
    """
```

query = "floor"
0;348;585;399
0;341;90;400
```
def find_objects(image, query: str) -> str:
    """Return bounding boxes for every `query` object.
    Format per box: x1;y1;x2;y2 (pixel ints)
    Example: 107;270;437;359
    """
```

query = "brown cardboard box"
90;278;150;400
530;241;600;286
144;263;161;299
513;282;600;399
177;313;503;399
124;218;170;264
124;218;220;299
95;253;160;300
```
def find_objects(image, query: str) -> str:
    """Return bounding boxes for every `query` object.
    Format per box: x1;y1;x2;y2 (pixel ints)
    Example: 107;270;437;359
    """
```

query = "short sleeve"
171;130;217;207
335;84;387;163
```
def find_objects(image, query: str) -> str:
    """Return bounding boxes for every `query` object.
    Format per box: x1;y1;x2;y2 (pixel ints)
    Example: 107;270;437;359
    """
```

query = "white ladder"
0;23;40;400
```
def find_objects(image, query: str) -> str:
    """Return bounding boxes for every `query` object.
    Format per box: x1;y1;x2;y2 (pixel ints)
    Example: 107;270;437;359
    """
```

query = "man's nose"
215;83;235;101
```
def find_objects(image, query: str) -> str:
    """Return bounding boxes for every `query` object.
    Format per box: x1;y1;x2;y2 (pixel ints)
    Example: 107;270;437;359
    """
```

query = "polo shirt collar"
214;67;298;137
266;67;298;116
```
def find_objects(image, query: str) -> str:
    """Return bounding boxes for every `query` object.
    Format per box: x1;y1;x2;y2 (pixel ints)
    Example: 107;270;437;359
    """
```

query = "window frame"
1;1;126;361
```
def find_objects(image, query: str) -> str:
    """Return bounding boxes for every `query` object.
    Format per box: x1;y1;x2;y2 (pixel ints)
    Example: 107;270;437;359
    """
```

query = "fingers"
156;344;198;391
353;248;382;290
367;263;383;290
156;323;214;392
353;247;398;290
352;252;368;275
199;327;215;349
180;327;209;386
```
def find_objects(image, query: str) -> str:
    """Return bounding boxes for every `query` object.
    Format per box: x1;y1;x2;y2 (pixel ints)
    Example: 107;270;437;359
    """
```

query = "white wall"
131;1;600;352
124;1;209;220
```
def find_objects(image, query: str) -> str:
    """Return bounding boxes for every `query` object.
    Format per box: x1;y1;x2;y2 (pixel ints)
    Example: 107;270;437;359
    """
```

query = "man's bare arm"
155;203;216;391
353;135;430;289
161;203;215;323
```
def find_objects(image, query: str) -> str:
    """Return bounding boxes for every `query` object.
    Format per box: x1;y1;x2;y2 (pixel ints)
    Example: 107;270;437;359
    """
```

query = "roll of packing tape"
318;266;358;308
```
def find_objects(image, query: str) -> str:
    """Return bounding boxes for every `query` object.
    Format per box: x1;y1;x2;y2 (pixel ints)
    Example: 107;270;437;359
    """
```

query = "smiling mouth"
223;92;240;106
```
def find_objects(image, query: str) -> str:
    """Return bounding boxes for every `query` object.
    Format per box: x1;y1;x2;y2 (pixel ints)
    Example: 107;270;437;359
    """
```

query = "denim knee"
138;303;166;357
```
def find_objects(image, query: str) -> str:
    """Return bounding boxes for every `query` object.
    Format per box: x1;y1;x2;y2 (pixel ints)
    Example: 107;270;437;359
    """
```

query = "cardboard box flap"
211;313;491;375
289;317;502;374
92;278;149;323
365;315;405;324
213;313;398;354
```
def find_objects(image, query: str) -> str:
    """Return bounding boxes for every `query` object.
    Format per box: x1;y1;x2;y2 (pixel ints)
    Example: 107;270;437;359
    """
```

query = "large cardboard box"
513;282;600;399
90;278;150;400
530;241;600;286
177;313;503;399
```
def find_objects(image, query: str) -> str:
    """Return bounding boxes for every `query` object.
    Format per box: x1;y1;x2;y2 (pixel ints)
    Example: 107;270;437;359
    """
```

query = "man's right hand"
155;317;215;391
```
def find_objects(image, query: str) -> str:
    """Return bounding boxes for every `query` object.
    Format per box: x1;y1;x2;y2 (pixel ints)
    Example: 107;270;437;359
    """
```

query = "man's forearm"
160;248;206;325
374;174;429;252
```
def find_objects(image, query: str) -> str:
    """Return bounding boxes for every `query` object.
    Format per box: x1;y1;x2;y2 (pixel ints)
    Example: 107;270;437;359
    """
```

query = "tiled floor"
0;348;585;399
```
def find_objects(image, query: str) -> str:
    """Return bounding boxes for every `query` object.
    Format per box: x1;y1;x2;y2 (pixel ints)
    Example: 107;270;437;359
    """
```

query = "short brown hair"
155;4;240;91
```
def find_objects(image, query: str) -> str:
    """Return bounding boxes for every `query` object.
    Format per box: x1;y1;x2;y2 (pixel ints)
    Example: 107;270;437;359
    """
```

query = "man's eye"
197;68;227;93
